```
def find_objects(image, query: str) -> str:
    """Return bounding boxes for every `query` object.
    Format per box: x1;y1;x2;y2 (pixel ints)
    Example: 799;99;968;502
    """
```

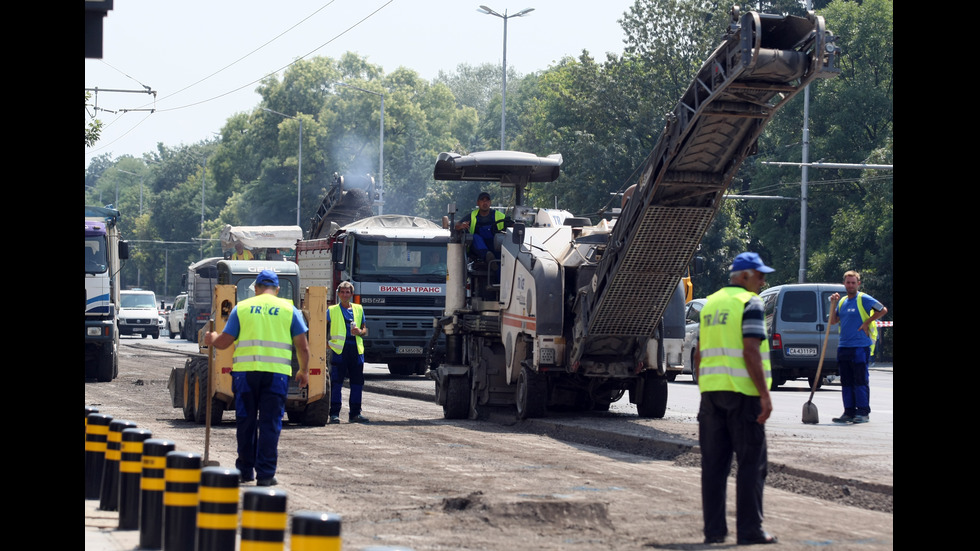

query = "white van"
118;289;161;339
759;283;845;389
168;293;188;339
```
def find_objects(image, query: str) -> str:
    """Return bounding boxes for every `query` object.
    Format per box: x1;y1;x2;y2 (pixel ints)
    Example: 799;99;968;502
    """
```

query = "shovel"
203;318;220;466
802;310;833;424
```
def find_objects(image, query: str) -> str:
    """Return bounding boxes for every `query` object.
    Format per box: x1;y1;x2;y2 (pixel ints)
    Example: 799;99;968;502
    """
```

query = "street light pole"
333;83;385;214
478;5;534;150
261;107;303;226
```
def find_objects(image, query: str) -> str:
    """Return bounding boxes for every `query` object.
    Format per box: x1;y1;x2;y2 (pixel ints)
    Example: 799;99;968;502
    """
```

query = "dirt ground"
85;343;893;550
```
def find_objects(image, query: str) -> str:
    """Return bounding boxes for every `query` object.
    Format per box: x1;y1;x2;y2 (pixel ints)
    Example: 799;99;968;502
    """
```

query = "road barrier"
118;428;153;530
85;412;113;499
196;467;241;551
100;419;137;511
86;409;414;550
139;438;176;550
241;488;288;551
291;511;342;551
163;451;202;551
85;406;99;441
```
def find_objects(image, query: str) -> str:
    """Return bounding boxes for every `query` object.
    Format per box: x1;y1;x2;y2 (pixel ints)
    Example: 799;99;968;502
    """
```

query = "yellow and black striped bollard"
162;451;201;551
291;511;342;551
241;488;288;551
100;419;137;511
196;467;242;551
85;412;113;500
139;439;176;550
118;427;152;530
85;406;98;442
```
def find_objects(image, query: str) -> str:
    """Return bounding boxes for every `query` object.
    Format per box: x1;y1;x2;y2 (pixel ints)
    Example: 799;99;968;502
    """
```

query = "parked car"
759;283;846;389
118;289;161;339
168;293;188;340
680;298;707;382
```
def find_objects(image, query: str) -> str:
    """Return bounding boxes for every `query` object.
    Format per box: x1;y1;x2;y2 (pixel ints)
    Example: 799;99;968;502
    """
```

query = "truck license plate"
786;347;817;356
133;328;144;332
397;346;423;355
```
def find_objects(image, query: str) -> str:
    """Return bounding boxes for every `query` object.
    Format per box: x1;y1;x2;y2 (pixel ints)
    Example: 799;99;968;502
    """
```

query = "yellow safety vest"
231;293;295;375
469;209;505;233
328;303;365;355
232;250;254;260
837;293;878;355
697;287;771;395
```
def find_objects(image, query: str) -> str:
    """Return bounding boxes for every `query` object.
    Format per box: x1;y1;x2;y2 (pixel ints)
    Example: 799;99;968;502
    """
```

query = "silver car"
680;298;706;382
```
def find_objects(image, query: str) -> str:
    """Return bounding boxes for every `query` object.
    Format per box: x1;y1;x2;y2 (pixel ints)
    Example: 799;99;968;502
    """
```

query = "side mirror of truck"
512;222;525;245
119;241;130;260
331;242;346;271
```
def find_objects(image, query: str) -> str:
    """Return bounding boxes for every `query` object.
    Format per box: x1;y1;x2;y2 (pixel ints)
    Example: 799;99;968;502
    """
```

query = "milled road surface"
85;340;892;550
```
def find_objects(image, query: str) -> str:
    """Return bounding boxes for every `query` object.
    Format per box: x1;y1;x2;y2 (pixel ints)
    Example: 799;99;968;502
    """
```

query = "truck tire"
169;327;176;339
387;361;416;377
193;361;222;425
181;360;199;421
443;375;470;420
96;346;114;383
301;397;331;427
515;366;547;420
635;372;668;418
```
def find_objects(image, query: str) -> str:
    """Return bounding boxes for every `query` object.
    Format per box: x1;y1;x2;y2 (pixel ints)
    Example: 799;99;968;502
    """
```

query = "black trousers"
698;391;768;540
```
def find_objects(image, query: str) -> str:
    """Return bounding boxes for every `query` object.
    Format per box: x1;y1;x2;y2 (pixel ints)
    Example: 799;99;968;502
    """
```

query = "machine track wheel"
515;365;547;420
443;375;470;419
635;372;668;418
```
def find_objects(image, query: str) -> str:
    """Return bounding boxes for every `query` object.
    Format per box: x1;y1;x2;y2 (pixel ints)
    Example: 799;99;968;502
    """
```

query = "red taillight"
771;333;782;349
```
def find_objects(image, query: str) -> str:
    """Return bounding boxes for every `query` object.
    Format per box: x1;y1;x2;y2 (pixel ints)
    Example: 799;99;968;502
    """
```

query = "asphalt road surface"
85;338;892;550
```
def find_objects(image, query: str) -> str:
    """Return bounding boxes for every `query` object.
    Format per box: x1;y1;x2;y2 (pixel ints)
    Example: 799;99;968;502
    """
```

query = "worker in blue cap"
694;252;777;545
205;269;310;486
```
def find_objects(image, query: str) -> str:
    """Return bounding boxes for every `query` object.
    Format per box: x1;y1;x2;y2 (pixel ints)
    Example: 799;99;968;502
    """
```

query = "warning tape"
876;321;893;327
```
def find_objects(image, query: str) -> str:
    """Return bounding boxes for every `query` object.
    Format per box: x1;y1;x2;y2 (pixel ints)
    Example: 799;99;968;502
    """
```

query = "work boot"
329;415;340;424
350;414;371;423
832;414;855;423
484;251;495;264
256;477;278;487
852;415;869;424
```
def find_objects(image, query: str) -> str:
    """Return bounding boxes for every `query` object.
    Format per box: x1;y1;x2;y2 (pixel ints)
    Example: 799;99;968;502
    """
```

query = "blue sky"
85;0;638;167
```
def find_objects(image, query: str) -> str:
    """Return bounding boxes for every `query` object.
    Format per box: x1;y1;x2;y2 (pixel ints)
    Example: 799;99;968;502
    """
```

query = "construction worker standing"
204;269;310;486
694;252;776;545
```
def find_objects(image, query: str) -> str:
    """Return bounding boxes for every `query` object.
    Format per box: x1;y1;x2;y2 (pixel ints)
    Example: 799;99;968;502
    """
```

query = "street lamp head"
477;5;499;16
514;8;534;17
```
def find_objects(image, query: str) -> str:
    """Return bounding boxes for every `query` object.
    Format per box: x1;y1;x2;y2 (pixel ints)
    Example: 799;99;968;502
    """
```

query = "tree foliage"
85;0;893;331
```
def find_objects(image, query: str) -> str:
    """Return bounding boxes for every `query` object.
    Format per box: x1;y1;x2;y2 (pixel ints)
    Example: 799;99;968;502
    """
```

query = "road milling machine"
428;7;840;420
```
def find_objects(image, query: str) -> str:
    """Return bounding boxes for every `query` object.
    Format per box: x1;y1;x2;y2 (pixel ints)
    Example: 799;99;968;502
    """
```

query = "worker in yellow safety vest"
693;252;777;546
454;191;505;264
326;280;370;424
828;270;887;424
204;269;310;487
231;241;254;260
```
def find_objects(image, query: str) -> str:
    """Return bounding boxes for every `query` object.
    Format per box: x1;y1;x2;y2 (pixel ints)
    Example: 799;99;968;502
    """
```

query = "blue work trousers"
698;391;768;542
837;346;871;416
330;339;365;418
232;371;288;480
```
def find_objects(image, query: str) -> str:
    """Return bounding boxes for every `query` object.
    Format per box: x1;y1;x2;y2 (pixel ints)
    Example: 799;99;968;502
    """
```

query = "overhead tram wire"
87;1;394;155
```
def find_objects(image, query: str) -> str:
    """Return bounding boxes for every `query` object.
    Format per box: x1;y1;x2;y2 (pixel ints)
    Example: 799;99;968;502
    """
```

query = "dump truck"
297;215;450;376
167;259;331;426
85;205;129;382
428;7;839;419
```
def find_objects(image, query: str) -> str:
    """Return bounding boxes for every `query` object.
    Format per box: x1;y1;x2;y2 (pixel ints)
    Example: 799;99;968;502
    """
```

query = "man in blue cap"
204;269;311;486
694;252;777;545
455;191;505;263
